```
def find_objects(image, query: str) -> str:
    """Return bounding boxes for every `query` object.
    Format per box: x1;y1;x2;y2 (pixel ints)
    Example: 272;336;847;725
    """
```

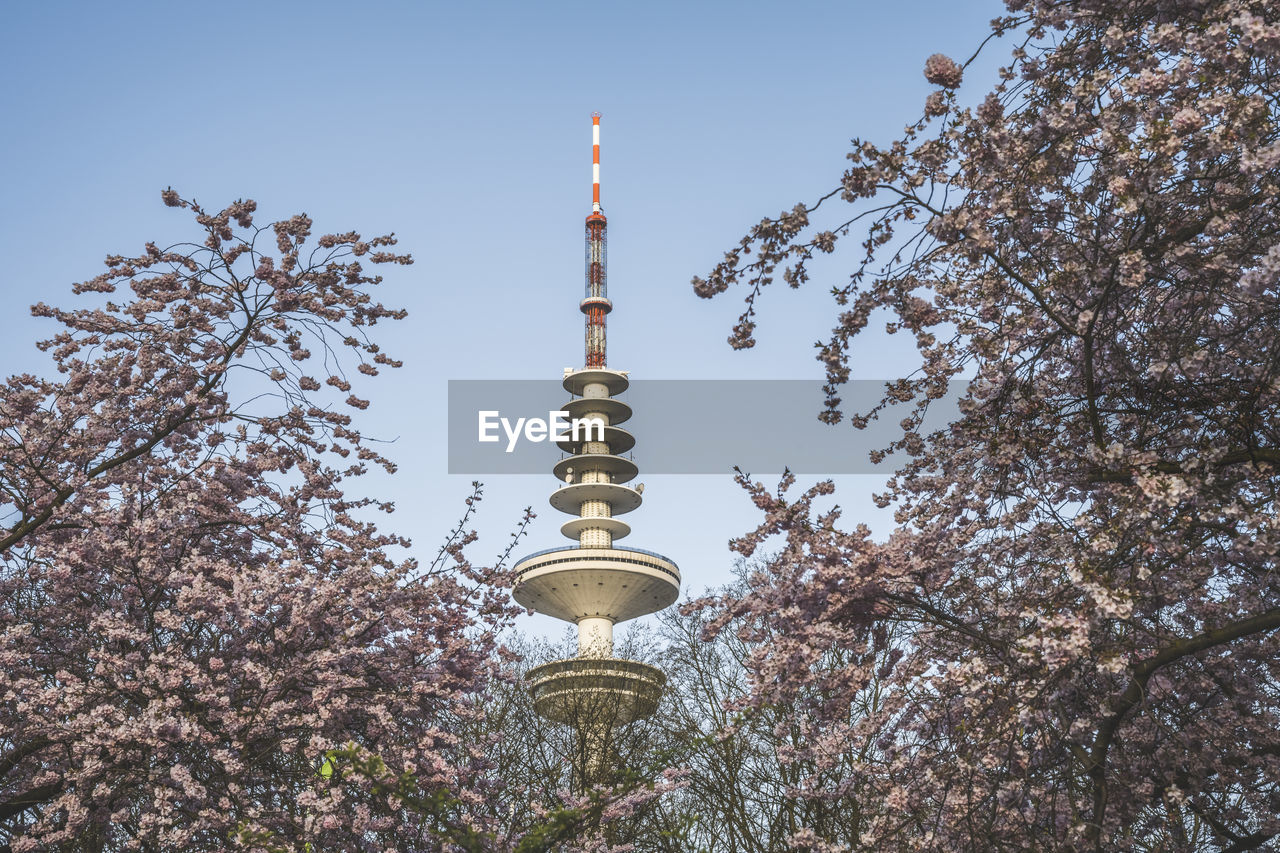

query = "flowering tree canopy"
0;193;518;850
695;1;1280;849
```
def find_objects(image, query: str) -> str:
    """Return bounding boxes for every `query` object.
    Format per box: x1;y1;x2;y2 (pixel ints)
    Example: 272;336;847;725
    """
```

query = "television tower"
512;114;679;787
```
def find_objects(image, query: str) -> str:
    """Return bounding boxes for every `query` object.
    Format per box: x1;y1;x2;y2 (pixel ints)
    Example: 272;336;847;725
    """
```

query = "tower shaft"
514;114;677;791
582;113;611;369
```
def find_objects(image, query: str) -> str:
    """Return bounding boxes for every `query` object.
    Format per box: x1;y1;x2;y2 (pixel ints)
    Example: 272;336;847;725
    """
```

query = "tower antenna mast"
582;113;610;369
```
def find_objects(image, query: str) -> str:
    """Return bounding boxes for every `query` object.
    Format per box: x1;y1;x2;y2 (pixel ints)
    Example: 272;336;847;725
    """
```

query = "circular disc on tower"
549;482;642;515
579;296;613;314
511;546;680;622
560;396;632;426
555;425;635;455
560;516;631;541
553;453;638;484
563;369;629;396
526;658;665;726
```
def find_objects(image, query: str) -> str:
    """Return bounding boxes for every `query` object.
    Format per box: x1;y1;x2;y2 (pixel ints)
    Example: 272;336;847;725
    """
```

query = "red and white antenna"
592;113;602;213
582;113;610;368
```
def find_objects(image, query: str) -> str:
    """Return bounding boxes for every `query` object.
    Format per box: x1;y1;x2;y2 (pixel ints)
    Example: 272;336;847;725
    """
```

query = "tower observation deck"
512;114;678;786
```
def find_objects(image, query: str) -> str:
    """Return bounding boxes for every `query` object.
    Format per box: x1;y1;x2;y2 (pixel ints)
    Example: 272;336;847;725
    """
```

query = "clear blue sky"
0;0;1003;639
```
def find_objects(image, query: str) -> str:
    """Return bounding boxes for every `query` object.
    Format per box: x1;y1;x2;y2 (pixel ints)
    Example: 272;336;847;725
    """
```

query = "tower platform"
560;396;632;426
527;657;666;726
512;546;680;622
549;481;642;515
563;368;629;397
555;425;635;455
552;453;638;484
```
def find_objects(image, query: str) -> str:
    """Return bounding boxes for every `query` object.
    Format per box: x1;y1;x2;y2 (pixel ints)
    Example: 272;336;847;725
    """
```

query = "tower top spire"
591;112;601;213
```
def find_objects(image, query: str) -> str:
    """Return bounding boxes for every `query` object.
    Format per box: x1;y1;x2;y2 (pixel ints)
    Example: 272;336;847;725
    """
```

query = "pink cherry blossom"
0;192;531;850
923;53;963;89
693;1;1280;849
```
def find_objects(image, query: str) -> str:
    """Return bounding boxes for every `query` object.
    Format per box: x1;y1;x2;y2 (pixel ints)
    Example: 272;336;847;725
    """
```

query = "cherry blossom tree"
0;192;523;850
694;1;1280;849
